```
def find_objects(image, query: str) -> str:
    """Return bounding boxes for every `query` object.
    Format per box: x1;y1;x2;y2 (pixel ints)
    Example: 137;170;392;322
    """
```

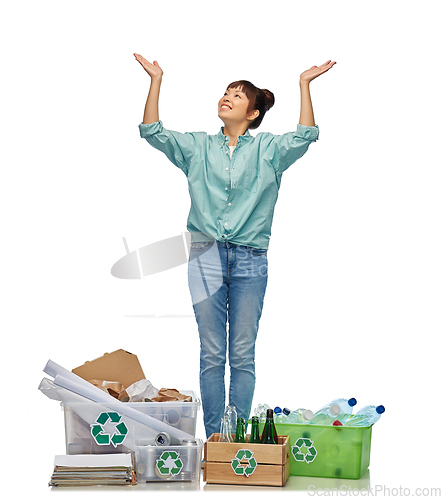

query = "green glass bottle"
234;417;246;443
249;416;261;443
261;409;278;444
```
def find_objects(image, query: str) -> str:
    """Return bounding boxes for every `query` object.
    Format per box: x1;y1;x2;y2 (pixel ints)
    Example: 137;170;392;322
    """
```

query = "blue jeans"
187;240;268;438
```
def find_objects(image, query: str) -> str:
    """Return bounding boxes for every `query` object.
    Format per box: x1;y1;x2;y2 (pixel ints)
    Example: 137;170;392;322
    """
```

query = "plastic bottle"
343;405;385;427
249;416;261;443
254;403;270;422
274;407;289;423
309;403;341;425
287;408;314;424
274;406;283;417
327;397;357;421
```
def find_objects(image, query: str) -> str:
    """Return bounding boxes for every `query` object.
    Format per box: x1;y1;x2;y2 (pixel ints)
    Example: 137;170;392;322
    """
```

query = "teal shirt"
139;120;319;249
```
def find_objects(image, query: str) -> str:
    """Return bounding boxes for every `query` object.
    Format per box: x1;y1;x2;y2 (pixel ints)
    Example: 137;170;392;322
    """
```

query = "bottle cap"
274;406;282;415
303;409;314;421
333;420;343;426
283;408;291;416
348;398;357;407
266;409;274;418
376;405;385;414
330;404;340;416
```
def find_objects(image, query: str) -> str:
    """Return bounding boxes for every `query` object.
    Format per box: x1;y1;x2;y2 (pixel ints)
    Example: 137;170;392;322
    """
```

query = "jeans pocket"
247;246;268;256
190;242;211;251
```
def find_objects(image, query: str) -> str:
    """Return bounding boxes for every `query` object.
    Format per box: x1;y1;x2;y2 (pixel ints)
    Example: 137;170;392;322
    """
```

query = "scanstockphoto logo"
307;485;441;497
111;232;268;306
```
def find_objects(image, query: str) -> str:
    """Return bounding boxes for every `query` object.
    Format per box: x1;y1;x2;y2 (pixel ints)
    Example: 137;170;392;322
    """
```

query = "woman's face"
218;87;253;124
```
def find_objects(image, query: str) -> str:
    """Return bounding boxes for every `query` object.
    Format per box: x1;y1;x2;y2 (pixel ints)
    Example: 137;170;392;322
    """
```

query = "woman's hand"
134;53;163;80
300;60;336;85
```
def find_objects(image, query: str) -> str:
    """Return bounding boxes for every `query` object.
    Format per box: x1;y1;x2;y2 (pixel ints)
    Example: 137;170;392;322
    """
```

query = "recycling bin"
62;390;200;455
135;438;203;482
264;422;372;480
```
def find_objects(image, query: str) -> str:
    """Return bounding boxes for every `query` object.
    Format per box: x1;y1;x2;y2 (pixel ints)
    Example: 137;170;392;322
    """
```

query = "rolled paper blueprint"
43;360;194;442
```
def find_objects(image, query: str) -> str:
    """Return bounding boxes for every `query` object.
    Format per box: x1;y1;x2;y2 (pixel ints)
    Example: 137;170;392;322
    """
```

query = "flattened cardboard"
72;350;145;389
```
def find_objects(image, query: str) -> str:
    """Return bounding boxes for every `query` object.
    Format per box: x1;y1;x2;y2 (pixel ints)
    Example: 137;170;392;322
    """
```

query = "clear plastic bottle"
343;405;385;427
253;403;270;422
287;408;314;424
275;407;290;423
309;403;341;425
327;397;357;421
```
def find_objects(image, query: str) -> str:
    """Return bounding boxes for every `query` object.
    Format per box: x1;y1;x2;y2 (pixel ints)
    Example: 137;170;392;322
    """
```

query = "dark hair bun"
261;89;275;111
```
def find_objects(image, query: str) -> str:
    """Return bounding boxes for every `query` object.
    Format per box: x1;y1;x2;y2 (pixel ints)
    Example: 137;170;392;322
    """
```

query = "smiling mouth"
220;104;231;110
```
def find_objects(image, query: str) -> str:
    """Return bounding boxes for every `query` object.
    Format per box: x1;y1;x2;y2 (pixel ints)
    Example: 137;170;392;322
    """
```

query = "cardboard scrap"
72;350;145;389
71;349;191;403
152;388;192;402
87;380;130;402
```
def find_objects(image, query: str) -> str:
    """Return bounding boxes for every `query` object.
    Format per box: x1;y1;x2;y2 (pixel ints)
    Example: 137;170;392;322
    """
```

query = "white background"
2;0;441;498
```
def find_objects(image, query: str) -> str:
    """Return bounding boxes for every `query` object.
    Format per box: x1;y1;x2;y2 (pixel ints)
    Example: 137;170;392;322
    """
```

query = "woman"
135;53;335;438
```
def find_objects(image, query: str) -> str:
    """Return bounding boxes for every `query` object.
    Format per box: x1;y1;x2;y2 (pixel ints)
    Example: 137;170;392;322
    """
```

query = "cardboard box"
72;350;145;389
204;434;290;487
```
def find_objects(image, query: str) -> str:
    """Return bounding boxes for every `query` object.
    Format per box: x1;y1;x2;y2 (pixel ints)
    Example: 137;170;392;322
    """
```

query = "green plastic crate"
259;422;372;479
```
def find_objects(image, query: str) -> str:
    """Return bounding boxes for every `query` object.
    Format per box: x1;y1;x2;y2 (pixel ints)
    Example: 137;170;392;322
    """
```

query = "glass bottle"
218;416;232;442
234;417;246;443
249;416;261;443
261;409;278;444
224;405;238;435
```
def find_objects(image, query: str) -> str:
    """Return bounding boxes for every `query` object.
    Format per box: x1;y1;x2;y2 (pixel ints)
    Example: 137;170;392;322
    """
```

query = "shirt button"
228;203;231;206
226;168;229;171
225;187;228;191
224;222;228;227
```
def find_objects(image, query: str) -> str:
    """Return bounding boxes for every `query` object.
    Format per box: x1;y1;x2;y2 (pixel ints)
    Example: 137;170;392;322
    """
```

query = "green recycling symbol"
231;449;258;477
155;451;184;476
90;412;128;448
291;438;317;463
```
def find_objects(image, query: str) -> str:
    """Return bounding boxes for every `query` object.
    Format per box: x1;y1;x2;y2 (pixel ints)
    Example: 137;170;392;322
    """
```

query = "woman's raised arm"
299;60;336;127
134;53;164;124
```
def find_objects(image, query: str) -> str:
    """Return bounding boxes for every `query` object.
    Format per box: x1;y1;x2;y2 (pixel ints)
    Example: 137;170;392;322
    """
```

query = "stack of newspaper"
49;453;136;487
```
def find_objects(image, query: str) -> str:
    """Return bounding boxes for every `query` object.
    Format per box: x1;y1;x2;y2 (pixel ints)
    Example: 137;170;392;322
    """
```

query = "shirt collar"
217;127;253;146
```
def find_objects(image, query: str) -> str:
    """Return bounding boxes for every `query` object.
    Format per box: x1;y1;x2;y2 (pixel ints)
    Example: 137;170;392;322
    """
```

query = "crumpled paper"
125;379;159;402
86;379;192;403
